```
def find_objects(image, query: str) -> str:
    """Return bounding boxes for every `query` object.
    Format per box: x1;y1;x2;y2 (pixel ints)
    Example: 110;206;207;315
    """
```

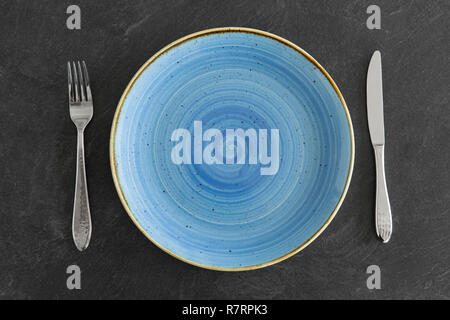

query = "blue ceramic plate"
111;28;354;270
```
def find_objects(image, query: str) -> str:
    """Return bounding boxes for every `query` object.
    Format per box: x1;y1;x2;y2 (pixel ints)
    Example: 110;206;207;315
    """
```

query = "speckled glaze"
110;28;354;271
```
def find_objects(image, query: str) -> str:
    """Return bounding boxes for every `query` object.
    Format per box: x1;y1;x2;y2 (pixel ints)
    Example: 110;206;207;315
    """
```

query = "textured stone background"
0;0;449;299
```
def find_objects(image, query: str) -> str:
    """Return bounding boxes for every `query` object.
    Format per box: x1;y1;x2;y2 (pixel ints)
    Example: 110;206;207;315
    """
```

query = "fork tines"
67;61;92;103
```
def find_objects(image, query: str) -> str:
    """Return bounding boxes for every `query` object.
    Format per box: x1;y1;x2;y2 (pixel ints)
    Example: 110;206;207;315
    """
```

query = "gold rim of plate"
109;27;355;271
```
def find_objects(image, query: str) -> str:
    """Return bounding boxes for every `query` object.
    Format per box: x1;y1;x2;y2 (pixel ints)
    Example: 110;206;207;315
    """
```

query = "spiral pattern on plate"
112;28;353;270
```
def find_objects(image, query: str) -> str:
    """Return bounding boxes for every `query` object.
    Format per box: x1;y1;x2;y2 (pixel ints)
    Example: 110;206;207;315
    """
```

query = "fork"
67;61;93;251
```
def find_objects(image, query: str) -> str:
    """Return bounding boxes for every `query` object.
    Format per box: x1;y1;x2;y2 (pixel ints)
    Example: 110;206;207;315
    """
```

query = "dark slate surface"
0;0;449;299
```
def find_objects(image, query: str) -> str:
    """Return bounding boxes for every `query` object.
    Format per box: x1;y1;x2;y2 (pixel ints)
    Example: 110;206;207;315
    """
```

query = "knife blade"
367;50;392;243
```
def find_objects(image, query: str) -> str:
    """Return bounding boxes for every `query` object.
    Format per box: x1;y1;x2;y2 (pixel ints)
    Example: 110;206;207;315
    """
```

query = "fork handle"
374;145;392;243
72;129;92;251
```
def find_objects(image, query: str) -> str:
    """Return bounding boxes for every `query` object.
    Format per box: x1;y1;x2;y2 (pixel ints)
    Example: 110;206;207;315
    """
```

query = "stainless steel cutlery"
67;61;93;251
367;50;392;243
64;52;391;251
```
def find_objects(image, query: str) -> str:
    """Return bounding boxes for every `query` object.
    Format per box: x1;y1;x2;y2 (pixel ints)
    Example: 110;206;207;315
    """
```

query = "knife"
367;50;392;243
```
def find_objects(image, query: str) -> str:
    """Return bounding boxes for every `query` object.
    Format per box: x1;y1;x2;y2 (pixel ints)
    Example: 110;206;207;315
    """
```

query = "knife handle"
374;145;392;243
